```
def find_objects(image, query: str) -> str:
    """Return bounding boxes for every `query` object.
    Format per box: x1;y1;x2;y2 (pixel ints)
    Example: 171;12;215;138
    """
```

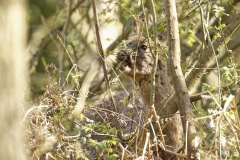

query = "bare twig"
186;13;240;92
150;105;165;145
141;132;150;160
159;13;240;118
61;0;72;35
72;59;100;117
41;16;65;86
58;0;73;86
190;83;236;102
118;143;126;160
91;0;117;115
165;149;187;159
149;0;158;106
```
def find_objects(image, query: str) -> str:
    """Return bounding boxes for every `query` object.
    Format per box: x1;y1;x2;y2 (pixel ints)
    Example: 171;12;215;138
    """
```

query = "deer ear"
132;9;148;36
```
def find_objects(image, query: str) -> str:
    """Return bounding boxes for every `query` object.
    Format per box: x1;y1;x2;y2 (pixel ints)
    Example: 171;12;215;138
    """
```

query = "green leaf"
202;83;217;92
220;24;226;29
108;127;117;134
193;107;207;116
206;133;215;141
157;23;166;33
181;25;186;32
104;154;119;160
230;88;237;95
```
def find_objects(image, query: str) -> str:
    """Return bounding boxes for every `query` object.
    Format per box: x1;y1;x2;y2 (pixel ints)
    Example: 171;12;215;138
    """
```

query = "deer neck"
135;67;173;112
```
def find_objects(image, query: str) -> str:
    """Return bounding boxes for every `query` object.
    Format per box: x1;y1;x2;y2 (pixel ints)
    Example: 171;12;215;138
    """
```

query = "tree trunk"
0;0;27;159
164;0;197;159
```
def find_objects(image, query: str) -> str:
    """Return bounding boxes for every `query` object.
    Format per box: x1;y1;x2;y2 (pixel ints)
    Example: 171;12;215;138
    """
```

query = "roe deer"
116;10;182;159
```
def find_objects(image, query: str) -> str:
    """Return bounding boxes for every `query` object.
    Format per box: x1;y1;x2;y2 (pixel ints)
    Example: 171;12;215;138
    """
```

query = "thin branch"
91;0;117;114
72;59;100;117
198;0;222;105
159;13;240;118
58;0;72;86
141;132;150;160
186;13;240;92
190;83;236;102
150;0;158;106
30;0;84;74
41;16;65;86
164;0;197;159
61;0;72;35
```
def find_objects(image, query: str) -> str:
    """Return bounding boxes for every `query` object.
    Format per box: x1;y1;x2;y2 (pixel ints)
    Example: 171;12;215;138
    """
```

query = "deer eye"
139;44;147;51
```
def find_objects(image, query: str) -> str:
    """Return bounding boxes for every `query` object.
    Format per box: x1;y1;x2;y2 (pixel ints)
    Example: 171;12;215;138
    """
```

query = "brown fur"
85;89;146;138
117;35;182;159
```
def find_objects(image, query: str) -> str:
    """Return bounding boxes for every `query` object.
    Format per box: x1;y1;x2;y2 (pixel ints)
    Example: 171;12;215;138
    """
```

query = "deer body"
116;34;182;159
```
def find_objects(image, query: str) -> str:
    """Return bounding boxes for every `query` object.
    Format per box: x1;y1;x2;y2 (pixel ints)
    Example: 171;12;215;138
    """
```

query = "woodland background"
0;0;240;159
28;0;240;99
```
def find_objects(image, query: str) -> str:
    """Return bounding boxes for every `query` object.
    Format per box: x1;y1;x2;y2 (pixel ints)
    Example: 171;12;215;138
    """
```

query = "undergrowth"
23;63;240;160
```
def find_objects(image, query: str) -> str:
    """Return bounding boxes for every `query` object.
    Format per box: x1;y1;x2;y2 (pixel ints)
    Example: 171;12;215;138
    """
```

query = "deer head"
116;35;154;81
116;9;167;82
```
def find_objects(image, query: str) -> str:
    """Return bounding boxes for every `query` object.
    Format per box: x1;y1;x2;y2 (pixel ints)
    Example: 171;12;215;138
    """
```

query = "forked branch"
186;13;240;92
159;13;240;118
